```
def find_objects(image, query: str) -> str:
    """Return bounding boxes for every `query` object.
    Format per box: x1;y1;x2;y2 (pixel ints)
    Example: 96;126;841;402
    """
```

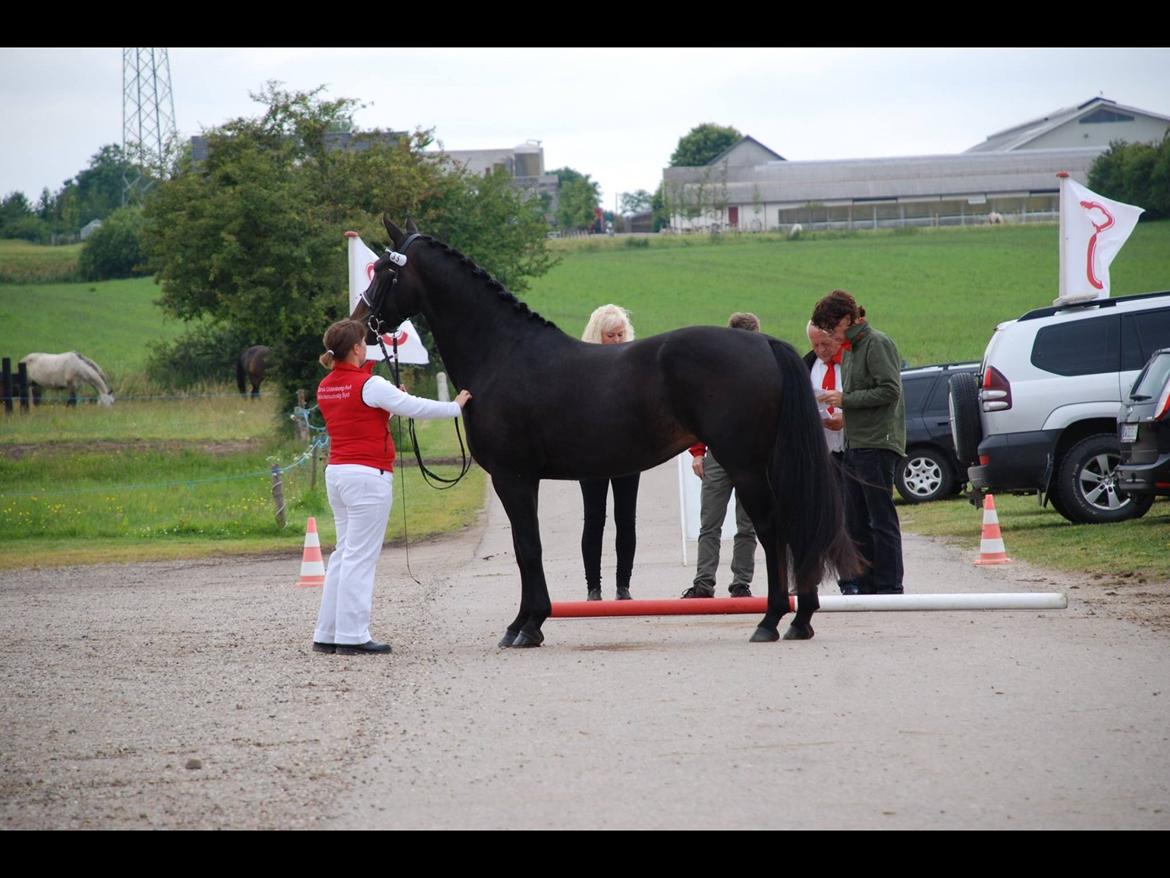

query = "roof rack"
1017;290;1170;322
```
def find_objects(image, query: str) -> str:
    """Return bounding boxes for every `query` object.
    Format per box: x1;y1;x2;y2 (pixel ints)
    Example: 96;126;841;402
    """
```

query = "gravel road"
2;461;1167;829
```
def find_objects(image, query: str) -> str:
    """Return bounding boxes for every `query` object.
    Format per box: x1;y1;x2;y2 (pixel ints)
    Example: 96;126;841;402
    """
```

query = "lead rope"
370;321;422;585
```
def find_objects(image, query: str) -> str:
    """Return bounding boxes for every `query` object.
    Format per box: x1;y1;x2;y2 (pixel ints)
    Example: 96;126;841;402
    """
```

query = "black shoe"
312;641;336;654
616;587;632;600
681;585;715;598
839;582;860;596
587;588;602;601
875;586;904;595
336;640;392;655
729;584;753;598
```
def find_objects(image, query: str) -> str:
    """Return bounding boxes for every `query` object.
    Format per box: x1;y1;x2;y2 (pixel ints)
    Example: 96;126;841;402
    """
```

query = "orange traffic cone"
295;517;326;587
974;494;1011;565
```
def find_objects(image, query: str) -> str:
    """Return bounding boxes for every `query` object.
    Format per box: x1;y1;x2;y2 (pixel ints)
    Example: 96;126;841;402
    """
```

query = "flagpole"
1057;171;1069;302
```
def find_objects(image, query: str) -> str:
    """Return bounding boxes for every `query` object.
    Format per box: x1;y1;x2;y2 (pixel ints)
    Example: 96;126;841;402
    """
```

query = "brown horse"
236;345;270;398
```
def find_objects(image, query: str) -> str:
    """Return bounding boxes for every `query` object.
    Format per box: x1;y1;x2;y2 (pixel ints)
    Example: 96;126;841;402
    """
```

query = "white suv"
949;290;1170;524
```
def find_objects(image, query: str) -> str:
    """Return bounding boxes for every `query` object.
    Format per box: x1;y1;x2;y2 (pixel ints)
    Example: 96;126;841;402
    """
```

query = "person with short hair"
812;290;905;595
681;312;761;599
580;304;640;600
312;319;472;654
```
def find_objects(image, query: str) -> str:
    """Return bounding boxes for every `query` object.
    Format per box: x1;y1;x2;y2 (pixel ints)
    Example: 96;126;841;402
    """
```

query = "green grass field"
3;221;1169;573
0;275;187;381
0;239;81;284
526;222;1170;366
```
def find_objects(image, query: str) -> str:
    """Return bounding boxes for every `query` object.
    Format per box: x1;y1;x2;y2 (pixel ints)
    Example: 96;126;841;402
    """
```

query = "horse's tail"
236;351;247;395
766;338;861;589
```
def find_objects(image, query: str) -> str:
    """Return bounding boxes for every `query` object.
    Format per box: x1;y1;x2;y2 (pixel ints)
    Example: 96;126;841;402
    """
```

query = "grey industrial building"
663;97;1170;233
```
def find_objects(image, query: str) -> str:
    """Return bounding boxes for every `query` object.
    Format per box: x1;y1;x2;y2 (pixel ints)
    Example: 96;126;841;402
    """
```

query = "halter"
361;232;423;338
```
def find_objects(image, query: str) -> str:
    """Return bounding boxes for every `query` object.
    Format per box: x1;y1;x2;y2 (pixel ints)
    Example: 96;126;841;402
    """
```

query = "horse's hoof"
782;621;815;641
749;626;780;643
498;630;519;648
511;630;544;649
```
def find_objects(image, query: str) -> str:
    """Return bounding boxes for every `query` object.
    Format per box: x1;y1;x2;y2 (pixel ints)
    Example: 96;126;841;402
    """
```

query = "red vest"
317;362;396;471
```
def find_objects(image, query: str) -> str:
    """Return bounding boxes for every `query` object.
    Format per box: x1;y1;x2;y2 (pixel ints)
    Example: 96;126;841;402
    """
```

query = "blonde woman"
580;304;640;600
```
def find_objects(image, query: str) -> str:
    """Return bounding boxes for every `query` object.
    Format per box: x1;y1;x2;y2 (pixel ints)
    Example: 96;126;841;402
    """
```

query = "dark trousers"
842;448;904;594
580;473;640;592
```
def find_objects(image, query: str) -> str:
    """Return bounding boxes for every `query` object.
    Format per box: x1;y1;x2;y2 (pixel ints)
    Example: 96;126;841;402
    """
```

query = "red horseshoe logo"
1079;200;1115;290
381;330;409;347
365;261;377;282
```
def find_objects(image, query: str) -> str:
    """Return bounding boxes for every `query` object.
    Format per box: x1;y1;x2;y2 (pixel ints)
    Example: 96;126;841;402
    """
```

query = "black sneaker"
616;587;632;600
587;588;602;601
681;585;715;598
729;584;753;598
336;640;392;655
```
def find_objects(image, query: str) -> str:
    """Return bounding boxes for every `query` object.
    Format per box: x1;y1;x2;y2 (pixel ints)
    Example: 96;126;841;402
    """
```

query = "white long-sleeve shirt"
360;374;462;420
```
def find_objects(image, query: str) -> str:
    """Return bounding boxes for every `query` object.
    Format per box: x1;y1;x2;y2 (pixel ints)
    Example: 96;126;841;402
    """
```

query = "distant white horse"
20;352;115;406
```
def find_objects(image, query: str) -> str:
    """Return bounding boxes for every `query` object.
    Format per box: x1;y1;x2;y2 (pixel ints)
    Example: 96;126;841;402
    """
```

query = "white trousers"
313;465;393;646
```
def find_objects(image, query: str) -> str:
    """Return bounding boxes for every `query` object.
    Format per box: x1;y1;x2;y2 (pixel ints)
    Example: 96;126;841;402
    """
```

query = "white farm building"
662;98;1170;233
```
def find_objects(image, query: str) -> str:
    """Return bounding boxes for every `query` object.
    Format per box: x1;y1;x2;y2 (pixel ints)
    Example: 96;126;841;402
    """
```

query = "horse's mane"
418;236;559;331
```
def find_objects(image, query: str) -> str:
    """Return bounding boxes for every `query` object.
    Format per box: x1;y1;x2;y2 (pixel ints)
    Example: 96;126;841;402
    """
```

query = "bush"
79;207;148;280
145;322;256;389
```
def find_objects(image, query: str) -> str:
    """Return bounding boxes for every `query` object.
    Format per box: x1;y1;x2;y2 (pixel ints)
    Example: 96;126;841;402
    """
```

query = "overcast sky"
2;47;1168;209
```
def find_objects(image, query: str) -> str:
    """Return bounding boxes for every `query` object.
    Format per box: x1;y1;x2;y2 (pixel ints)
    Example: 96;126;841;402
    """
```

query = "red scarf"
821;342;849;414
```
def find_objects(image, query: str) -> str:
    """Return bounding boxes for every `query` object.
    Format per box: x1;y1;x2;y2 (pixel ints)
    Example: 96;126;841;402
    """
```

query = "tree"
549;167;601;231
0;191;49;242
79;206;148;280
669;123;742;168
143;84;554;414
619;190;653;216
1088;135;1170;220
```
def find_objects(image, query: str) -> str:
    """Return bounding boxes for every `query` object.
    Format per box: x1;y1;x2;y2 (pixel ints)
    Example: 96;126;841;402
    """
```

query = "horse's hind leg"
783;571;819;640
724;469;789;643
490;472;551;649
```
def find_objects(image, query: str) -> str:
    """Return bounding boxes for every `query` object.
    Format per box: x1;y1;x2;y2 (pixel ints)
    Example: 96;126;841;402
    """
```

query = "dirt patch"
2;439;264;460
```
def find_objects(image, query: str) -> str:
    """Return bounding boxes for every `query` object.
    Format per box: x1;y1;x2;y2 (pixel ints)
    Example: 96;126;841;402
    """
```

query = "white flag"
676;451;738;565
1058;177;1143;303
346;232;429;365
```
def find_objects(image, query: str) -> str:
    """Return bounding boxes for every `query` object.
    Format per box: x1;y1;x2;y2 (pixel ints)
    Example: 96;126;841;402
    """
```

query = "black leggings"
579;473;640;591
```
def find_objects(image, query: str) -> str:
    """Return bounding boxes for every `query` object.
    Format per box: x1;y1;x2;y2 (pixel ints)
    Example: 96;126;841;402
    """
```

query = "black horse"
353;217;859;648
236;345;270;398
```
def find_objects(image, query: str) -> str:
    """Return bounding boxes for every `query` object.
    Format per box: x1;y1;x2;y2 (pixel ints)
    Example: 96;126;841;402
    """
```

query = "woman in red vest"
312;319;471;655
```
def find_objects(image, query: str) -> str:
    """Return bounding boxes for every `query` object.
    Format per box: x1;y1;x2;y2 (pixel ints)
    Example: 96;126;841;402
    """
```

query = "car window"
901;375;932;415
1130;353;1170;400
1031;316;1120;376
927;369;973;414
1135;308;1170;361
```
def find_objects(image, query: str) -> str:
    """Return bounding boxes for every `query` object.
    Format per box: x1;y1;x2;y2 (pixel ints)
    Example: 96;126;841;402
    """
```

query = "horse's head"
349;216;425;341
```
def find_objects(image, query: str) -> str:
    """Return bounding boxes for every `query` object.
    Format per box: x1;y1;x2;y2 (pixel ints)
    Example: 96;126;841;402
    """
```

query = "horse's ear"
405;216;419;234
383;215;405;248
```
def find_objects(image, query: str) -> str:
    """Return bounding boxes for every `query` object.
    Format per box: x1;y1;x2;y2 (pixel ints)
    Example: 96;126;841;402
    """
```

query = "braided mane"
417;236;559;331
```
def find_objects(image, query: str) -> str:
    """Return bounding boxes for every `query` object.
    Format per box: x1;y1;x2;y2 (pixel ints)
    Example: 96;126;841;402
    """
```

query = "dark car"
1117;348;1170;497
896;362;980;503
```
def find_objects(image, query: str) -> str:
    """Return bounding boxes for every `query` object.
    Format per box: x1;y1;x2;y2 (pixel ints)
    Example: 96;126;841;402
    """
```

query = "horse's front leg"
490;472;550;648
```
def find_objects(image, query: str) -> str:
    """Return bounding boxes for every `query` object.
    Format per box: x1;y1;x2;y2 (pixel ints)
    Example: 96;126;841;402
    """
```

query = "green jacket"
841;320;905;456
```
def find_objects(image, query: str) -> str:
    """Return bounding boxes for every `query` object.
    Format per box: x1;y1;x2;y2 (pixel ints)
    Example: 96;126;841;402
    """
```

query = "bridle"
360;232;423;339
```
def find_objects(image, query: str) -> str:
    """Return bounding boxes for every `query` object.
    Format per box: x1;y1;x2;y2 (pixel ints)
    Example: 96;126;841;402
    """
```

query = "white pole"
806;593;1067;612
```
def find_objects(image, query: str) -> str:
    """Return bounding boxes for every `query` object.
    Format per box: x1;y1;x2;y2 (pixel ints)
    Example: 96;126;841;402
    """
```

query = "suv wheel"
896;448;955;503
948;371;983;466
1052;433;1156;524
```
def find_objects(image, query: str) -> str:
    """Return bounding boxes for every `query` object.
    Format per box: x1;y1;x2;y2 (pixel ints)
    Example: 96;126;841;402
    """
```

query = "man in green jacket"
813;289;905;595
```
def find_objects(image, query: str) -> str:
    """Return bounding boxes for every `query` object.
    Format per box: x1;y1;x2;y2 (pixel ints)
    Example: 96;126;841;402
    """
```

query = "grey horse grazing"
21;352;115;406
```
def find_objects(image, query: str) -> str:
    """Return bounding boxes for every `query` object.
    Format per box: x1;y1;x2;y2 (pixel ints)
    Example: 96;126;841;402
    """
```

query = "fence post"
295;390;308;441
2;358;10;415
271;464;287;528
17;362;29;413
436;371;450;402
